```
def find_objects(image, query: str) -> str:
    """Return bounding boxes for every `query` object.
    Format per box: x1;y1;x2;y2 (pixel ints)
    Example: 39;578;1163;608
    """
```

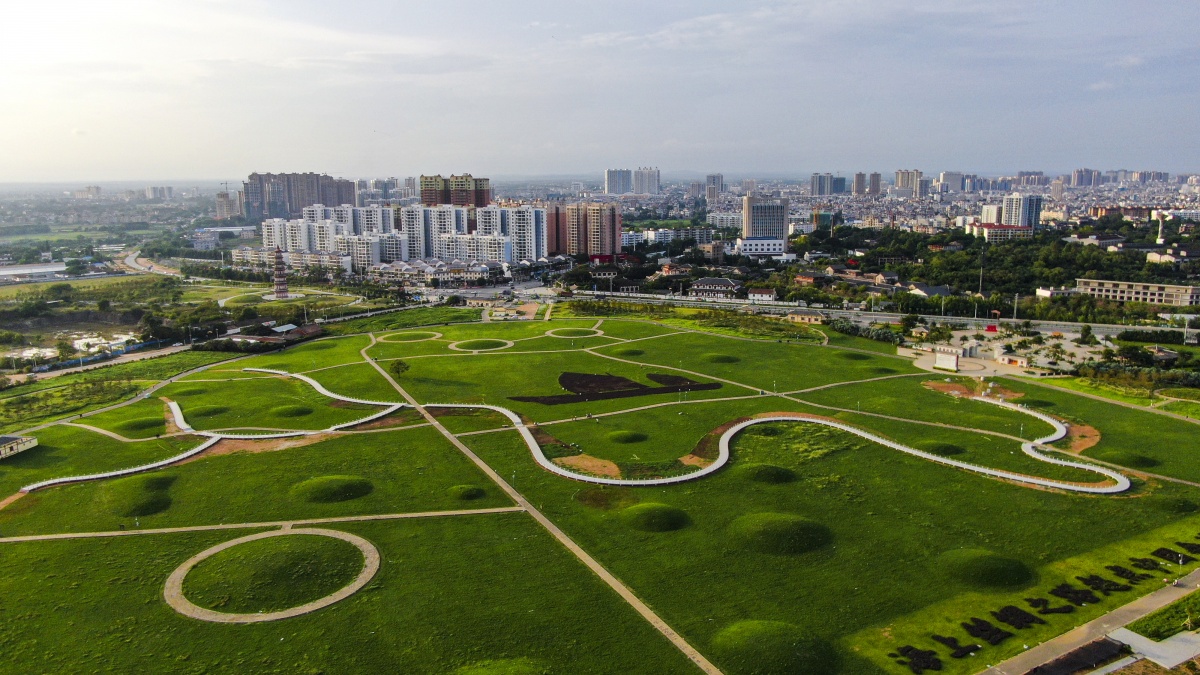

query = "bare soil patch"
177;434;333;464
554;454;621;478
0;491;27;512
1062;422;1102;454
679;454;713;468
351;409;425;430
691;416;752;460
922;379;1025;400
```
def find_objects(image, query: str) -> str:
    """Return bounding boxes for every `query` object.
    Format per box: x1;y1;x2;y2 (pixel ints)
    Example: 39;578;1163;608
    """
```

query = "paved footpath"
361;336;722;675
983;568;1200;674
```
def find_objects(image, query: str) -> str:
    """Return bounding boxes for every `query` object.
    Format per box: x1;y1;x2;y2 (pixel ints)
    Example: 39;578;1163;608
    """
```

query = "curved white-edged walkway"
21;437;222;492
162;527;380;623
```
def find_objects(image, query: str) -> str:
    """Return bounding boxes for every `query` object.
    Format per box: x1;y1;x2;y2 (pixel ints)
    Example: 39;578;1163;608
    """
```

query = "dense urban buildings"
242;172;356;220
419;174;492;207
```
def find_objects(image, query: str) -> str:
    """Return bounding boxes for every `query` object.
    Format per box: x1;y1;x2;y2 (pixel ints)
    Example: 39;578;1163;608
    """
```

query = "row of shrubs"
1074;361;1200;390
826;319;904;345
1117;329;1187;345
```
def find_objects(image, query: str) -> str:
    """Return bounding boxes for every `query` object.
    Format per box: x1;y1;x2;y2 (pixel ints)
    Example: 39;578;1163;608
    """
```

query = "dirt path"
359;334;722;675
0;506;528;544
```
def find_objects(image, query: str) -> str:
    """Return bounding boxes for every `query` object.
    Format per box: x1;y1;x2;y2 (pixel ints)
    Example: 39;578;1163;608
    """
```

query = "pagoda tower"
272;247;289;299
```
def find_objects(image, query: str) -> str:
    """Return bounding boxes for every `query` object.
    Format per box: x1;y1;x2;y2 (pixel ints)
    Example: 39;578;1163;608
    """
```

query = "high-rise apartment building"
915;178;932;198
706;173;725;194
215;191;244;220
741;179;756;194
243;172;355;220
852;173;867;196
980;205;1003;224
937;172;964;192
1050;179;1065;201
1001;193;1044;228
633;167;660;195
742;196;789;239
894;170;923;190
419;174;492;207
604;169;632;195
810;173;833;196
831;177;847;194
868;172;882;195
1071;168;1101;187
688;181;703;199
565;203;621;257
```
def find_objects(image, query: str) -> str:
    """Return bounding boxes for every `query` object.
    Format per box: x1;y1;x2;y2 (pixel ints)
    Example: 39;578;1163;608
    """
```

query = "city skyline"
3;0;1199;182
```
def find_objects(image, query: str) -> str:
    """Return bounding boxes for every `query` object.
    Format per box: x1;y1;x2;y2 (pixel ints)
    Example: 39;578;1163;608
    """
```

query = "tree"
97;299;111;311
900;314;920;332
55;340;76;361
389;360;410;378
1075;324;1098;346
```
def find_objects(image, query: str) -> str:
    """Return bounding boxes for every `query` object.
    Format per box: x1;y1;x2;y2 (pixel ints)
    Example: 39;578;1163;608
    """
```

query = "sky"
1;0;1198;182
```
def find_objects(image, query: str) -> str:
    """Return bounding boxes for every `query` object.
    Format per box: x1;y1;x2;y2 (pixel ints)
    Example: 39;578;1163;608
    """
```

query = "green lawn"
0;515;699;673
590;318;684;341
1162;400;1200;420
1026;376;1156;406
237;335;373;373
999;378;1200;481
0;379;147;433
320;306;482;335
303;363;407;404
462;426;1200;675
160;377;379;431
592;331;919;393
0;427;508;535
83;398;171;438
0;425;200;497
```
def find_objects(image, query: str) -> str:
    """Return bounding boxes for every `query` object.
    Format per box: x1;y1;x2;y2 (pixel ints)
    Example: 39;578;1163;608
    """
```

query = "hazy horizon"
3;1;1198;182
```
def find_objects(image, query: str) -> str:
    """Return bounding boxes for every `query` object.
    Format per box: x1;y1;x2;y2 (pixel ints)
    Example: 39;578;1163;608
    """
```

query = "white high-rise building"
1001;193;1044;228
980;204;1003;224
633;167;660;195
604;169;632;194
937;172;964;192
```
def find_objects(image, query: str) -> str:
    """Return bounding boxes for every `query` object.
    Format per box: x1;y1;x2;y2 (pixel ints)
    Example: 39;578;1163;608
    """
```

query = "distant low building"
747;288;778;303
1035;286;1079;299
785;309;824;324
0;435;38;460
1074;278;1200;306
690;277;742;299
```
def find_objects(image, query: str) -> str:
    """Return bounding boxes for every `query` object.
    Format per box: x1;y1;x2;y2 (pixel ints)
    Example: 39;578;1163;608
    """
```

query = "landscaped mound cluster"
454;658;550;675
455;339;510;351
101;473;176;517
938;549;1035;589
270;404;314;418
290;475;374;503
735;463;797;484
702;353;740;363
710;620;840;675
728;513;832;555
607;430;648;443
448;484;486;500
620;503;690;532
182;534;364;613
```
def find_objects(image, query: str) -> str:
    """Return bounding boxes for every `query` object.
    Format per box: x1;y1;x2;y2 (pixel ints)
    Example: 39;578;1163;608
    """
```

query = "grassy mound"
270;404;314;418
116;417;163;433
182;534;364;613
189;405;230;418
612;348;644;357
456;339;509;351
839;352;871;361
551;328;598;337
939;549;1035;589
702;353;740;363
620;503;690;532
919;442;966;457
1096;450;1160;468
172;387;207;397
872;367;898;374
608;430;648;443
290;475;374;503
735;463;797;484
386;331;439;342
454;658;549;675
448;484;486;500
728;513;832;555
710;620;840;675
100;474;176;517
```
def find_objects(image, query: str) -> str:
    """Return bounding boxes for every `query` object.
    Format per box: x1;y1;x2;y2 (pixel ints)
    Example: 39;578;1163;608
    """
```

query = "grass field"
3;311;1198;674
0;516;699;673
1027;376;1157;406
320;306;482;336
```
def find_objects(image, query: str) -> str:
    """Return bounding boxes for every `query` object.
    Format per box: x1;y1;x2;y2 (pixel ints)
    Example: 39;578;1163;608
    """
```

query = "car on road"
172;342;184;347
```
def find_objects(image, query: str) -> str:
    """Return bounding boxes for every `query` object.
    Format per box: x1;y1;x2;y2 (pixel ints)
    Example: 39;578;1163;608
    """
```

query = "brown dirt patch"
177;434;333;464
554;454;621;478
1062;422;1102;454
922;379;1025;400
679;454;713;468
692;417;751;460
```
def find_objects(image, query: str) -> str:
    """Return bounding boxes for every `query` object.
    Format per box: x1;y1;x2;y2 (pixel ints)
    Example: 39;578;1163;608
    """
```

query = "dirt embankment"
923;379;1025;400
177;434;332;464
554;454;621;478
1061;422;1102;454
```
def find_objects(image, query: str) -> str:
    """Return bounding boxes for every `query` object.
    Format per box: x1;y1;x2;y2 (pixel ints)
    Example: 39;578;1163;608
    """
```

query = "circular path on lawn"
544;328;605;339
163;527;380;623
